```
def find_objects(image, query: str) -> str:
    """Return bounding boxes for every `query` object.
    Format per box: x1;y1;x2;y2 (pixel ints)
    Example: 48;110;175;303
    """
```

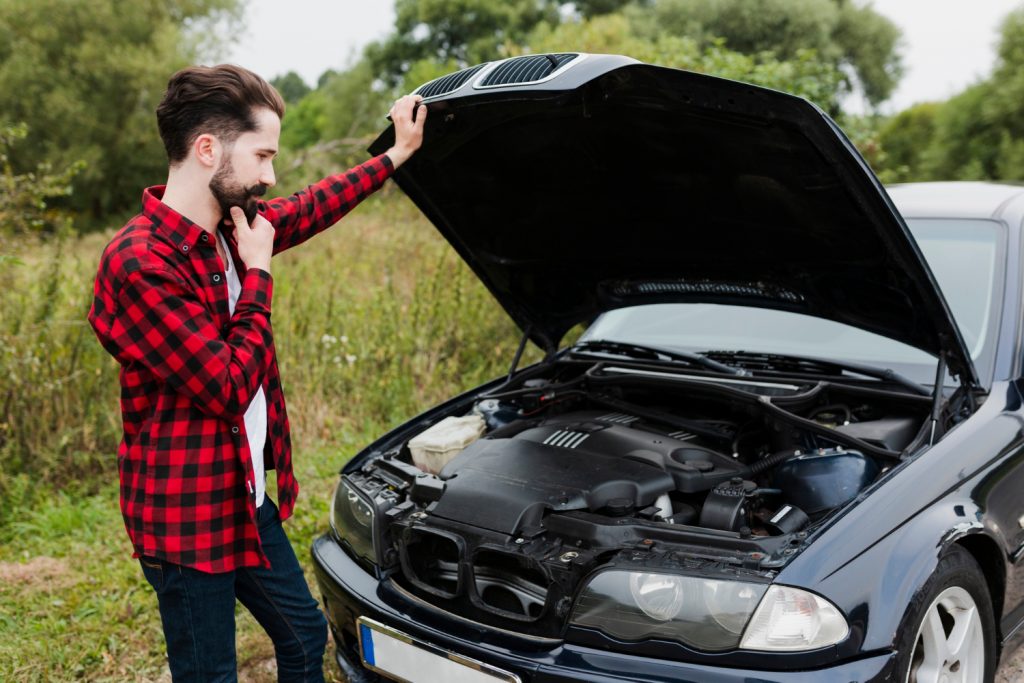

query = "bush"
0;185;536;528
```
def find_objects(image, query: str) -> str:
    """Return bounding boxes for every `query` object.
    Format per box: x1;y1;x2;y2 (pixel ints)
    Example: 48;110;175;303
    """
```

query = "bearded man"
88;64;425;682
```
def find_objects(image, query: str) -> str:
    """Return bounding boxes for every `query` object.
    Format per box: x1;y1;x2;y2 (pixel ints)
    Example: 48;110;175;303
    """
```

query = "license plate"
357;616;521;683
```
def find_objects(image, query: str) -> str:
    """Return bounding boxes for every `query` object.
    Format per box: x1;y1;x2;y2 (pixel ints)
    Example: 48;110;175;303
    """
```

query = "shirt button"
231;426;240;434
181;244;189;252
213;274;221;282
200;233;209;242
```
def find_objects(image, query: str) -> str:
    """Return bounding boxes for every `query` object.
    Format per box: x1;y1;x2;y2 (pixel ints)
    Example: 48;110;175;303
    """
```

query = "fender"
793;501;999;652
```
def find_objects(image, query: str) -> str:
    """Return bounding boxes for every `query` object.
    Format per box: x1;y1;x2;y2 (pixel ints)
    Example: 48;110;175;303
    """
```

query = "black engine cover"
431;413;739;535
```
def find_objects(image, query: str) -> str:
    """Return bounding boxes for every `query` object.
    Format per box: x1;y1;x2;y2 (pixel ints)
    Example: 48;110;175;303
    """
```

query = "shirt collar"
142;185;211;256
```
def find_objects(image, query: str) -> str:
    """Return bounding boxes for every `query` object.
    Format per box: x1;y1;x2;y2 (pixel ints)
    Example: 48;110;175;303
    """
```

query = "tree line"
1;0;1022;234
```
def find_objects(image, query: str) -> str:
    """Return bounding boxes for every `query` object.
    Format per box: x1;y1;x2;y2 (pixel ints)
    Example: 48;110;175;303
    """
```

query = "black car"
311;53;1024;682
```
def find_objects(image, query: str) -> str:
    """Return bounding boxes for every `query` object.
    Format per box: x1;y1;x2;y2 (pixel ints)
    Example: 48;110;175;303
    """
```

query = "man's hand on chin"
231;206;275;273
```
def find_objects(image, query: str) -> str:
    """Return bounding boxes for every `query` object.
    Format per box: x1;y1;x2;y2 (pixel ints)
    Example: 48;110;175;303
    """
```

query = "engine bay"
338;358;944;633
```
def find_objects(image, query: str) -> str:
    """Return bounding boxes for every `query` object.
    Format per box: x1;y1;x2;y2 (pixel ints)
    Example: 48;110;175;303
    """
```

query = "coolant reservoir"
408;415;486;474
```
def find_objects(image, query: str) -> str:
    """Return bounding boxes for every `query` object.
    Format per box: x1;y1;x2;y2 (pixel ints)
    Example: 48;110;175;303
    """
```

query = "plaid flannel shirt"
88;154;394;573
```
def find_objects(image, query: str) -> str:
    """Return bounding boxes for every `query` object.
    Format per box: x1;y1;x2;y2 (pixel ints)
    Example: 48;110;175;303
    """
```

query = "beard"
209;158;267;224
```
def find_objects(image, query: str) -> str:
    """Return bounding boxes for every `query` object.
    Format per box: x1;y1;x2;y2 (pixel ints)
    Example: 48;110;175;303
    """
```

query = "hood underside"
370;54;977;385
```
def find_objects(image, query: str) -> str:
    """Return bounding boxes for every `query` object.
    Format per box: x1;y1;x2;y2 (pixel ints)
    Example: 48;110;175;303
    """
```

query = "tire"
895;545;996;683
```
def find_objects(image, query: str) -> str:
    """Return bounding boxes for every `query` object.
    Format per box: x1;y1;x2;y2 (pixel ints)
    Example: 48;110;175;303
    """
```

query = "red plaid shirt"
88;154;394;573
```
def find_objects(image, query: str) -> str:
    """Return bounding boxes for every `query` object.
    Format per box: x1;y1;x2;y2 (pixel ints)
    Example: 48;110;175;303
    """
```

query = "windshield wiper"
701;350;930;396
573;340;745;376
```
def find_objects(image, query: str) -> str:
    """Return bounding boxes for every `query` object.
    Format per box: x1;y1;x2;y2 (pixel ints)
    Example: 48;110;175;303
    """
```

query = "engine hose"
743;450;799;477
485;419;540;440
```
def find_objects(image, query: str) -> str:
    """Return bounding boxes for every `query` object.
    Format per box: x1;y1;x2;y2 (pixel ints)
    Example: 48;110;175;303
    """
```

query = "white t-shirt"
217;230;268;507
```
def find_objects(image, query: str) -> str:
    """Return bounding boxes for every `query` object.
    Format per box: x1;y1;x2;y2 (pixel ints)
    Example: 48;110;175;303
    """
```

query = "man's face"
209;107;280;223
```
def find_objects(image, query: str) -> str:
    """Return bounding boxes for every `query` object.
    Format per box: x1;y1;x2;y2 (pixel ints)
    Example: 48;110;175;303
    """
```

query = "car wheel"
896;545;996;683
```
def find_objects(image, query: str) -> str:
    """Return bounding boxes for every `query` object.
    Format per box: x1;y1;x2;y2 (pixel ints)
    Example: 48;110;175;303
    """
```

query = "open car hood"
370;53;978;385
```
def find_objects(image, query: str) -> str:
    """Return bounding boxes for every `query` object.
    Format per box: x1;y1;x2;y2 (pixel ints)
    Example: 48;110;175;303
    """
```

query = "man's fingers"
390;94;424;122
229;206;248;229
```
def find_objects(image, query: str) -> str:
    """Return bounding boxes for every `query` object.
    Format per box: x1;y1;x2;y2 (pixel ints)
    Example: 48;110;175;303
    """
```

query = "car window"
579;218;1004;386
906;219;1001;360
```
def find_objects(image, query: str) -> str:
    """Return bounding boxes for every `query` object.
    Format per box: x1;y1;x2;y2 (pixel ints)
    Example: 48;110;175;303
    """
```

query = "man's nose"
260;165;276;188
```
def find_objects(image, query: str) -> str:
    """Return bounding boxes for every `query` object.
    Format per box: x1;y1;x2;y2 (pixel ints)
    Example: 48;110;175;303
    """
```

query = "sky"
228;0;1024;113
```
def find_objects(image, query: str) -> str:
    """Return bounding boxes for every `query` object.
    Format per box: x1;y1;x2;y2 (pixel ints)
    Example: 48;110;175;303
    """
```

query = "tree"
0;123;82;241
877;7;1024;182
521;14;844;109
625;0;902;106
365;0;562;86
876;102;939;182
271;71;312;104
980;8;1024;180
0;0;241;224
571;0;645;18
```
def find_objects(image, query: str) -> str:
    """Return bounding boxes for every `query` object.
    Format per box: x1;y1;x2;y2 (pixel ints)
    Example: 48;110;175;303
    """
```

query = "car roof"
886;181;1024;220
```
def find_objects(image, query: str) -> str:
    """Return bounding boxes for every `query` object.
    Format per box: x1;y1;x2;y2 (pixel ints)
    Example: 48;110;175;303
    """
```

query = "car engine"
335;359;934;634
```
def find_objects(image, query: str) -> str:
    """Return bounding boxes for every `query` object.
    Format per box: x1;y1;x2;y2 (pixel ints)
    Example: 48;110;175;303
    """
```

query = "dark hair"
156;64;285;164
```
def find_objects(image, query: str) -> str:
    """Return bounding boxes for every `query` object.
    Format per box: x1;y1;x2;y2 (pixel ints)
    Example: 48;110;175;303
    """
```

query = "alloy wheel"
906;586;985;683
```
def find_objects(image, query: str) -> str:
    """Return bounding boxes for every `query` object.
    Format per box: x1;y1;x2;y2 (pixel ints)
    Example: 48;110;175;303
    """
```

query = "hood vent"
415;63;488;99
478;53;579;87
610;280;804;304
542;429;590;449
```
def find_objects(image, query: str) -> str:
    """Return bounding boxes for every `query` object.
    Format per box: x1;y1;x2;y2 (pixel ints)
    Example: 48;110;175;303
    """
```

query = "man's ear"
193;133;219;169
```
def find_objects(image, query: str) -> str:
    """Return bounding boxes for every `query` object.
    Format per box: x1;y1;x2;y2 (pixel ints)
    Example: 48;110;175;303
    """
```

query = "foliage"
872;7;1024;182
625;0;902;106
0;124;83;240
0;0;241;225
365;0;562;86
572;0;645;18
521;14;843;109
0;193;536;526
279;90;328;151
875;102;939;183
980;8;1024;180
271;70;313;104
277;59;397;189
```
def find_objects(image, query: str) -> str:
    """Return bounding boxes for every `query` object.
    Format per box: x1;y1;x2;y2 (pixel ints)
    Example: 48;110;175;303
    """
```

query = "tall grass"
0;189;548;680
0;189;540;531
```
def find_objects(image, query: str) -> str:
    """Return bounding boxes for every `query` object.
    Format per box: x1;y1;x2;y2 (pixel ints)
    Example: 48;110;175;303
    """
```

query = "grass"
0;189;545;680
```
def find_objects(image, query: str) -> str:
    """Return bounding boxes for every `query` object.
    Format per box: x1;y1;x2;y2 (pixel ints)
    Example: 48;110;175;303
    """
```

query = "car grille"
397;531;553;624
471;549;548;620
414;63;488;99
400;528;462;599
478;53;579;87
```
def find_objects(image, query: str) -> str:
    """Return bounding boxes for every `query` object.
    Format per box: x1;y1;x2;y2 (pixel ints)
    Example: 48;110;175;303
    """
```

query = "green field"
0;191;542;681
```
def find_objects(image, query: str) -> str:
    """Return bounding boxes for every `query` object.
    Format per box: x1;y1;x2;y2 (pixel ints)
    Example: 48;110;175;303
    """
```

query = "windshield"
578;218;1005;385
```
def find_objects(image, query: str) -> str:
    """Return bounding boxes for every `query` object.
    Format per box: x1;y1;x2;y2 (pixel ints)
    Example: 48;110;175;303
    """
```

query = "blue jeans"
139;499;327;682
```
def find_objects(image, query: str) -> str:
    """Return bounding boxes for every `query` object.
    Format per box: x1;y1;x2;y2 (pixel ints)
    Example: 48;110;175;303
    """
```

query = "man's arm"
88;208;278;420
98;265;274;420
261;94;427;254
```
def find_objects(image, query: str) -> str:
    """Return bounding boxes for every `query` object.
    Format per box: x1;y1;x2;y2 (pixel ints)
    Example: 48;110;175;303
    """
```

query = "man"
88;64;425;681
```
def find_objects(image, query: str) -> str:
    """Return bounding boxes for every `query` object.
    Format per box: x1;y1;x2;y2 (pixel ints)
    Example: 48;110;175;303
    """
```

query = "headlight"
570;571;848;652
571;570;769;651
739;585;849;651
330;477;377;565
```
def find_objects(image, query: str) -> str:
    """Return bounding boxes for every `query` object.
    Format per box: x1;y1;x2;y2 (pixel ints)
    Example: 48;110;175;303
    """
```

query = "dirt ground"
999;645;1024;682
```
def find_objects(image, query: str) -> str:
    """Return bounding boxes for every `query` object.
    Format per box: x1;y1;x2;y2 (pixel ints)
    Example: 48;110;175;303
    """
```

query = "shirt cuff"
237;268;273;315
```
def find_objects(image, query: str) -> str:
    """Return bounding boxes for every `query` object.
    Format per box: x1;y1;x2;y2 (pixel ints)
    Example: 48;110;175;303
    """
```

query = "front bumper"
312;534;897;682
